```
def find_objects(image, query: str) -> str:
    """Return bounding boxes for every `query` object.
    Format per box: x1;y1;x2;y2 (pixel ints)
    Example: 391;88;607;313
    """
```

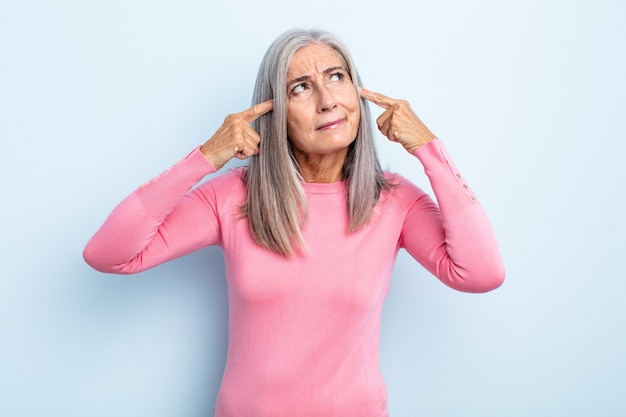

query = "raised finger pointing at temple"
360;87;436;153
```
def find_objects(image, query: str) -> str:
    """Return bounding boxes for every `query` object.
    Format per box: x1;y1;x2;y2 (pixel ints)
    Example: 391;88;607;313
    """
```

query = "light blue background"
2;0;625;415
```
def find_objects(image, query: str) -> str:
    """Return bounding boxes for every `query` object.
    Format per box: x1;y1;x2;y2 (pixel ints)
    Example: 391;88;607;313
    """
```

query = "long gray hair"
243;28;391;256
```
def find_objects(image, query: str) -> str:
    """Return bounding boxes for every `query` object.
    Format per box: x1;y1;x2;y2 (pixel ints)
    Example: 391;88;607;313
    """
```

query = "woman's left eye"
329;72;344;82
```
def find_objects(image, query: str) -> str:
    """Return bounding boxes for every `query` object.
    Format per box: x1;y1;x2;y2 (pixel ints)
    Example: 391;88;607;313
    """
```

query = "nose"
316;83;337;112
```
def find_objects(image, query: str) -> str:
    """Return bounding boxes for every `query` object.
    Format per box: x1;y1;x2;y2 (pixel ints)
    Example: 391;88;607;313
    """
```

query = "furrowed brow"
323;66;345;75
287;75;310;89
287;66;346;89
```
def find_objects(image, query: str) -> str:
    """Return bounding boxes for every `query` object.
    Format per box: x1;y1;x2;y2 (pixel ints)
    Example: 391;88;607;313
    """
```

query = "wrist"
199;145;224;171
406;135;437;154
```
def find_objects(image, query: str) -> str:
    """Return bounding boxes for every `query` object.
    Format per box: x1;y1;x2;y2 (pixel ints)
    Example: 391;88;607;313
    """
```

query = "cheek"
286;108;298;137
287;106;314;136
349;106;361;138
350;97;361;126
343;89;360;116
286;116;303;138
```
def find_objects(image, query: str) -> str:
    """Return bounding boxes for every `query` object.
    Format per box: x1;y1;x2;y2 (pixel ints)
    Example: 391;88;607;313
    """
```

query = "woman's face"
285;43;360;160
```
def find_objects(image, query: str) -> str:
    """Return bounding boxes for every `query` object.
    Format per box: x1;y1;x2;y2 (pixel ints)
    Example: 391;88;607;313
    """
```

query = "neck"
295;149;347;183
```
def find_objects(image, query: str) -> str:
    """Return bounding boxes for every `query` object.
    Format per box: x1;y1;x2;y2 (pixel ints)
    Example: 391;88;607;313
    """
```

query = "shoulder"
206;166;247;188
383;171;427;198
191;166;248;204
380;171;434;211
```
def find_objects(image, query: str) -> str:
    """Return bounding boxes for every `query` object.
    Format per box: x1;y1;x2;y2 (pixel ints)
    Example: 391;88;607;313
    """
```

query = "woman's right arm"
83;100;273;274
83;148;220;274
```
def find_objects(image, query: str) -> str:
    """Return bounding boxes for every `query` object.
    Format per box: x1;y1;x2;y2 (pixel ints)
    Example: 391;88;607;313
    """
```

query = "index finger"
359;87;396;109
239;99;274;123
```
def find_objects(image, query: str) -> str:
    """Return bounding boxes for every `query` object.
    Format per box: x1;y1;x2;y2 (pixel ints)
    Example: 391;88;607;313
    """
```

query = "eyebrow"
286;66;346;89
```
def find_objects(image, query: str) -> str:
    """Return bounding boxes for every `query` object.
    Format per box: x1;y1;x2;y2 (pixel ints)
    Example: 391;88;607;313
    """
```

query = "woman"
84;29;504;417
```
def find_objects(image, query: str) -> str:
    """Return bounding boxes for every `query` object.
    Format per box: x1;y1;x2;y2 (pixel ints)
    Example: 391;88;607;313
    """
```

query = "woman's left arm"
361;88;505;292
403;140;505;292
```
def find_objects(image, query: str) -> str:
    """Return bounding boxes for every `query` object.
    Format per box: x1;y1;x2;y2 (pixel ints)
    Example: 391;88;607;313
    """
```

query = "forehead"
287;43;344;77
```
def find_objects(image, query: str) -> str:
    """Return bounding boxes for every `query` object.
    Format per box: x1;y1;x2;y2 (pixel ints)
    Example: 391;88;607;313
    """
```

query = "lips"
316;118;345;130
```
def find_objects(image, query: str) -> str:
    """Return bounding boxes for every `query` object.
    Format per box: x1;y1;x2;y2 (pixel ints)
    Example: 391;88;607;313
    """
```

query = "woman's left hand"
360;87;437;154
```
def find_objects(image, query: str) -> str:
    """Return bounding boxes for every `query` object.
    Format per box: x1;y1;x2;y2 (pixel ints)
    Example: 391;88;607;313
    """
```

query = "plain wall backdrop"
1;0;625;415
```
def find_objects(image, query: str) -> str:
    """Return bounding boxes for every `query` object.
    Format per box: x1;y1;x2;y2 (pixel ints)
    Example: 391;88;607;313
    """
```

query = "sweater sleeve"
83;147;221;274
399;139;505;293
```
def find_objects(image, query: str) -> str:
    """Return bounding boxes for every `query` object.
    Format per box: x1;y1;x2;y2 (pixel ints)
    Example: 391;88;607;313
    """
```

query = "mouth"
316;118;345;131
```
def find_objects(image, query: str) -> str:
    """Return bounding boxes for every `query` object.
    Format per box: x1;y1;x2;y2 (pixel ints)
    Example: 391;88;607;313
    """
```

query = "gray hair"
243;28;391;256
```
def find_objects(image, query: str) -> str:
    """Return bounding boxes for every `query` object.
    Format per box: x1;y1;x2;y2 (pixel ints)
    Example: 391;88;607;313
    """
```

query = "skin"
200;99;273;170
360;87;437;154
201;45;437;177
285;43;361;182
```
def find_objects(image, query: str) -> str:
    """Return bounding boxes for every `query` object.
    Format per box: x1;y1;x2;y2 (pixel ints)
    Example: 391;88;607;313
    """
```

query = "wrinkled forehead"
287;42;348;79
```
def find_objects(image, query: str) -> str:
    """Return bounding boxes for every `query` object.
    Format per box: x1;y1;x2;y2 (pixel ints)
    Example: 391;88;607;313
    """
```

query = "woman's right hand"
200;99;273;170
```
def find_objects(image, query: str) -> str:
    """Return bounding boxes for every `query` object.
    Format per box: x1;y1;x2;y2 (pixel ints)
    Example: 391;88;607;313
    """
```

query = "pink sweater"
84;140;504;416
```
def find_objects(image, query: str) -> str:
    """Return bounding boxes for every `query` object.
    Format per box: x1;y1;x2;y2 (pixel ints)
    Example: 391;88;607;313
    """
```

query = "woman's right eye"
291;83;306;95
